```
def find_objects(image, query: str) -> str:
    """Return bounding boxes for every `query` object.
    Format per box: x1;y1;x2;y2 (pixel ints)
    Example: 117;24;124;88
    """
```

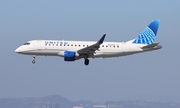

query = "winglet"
98;34;106;44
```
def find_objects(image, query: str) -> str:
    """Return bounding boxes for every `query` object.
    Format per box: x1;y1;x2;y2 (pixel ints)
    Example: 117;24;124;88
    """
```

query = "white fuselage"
15;40;161;59
15;20;162;65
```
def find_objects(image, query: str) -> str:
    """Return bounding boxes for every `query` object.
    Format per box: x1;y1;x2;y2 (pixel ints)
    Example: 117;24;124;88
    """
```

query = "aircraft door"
122;42;126;53
37;40;43;50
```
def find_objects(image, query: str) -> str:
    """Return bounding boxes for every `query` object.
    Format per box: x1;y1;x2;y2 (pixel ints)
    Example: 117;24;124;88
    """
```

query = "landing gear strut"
84;58;89;65
32;56;36;64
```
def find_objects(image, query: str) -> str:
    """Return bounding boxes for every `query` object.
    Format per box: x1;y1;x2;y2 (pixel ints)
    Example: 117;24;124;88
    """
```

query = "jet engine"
58;51;79;61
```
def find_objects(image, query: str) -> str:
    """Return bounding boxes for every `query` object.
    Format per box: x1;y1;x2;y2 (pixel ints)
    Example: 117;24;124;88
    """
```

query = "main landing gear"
32;56;36;64
84;58;89;66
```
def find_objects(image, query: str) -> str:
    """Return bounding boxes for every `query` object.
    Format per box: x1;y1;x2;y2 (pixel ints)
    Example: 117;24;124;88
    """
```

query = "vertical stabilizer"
132;20;160;44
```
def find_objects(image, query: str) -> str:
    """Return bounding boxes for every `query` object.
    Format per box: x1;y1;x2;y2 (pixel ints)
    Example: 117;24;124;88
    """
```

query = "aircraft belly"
20;49;60;56
94;52;124;58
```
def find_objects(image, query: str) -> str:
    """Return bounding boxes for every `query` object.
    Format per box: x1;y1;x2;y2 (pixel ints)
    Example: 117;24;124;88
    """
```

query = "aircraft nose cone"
15;47;21;53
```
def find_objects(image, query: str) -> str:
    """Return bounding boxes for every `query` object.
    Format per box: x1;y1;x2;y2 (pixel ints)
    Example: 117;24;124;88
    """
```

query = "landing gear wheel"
32;60;36;64
84;59;89;65
32;55;36;64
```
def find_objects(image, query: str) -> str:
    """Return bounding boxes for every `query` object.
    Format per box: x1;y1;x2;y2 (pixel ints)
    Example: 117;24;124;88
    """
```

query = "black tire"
84;59;89;65
32;60;36;64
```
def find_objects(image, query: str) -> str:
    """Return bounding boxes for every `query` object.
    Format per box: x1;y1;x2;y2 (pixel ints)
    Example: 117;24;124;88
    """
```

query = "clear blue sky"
0;0;180;103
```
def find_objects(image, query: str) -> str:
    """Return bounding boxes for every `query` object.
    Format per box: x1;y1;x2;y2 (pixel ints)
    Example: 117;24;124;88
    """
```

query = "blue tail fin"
132;20;160;44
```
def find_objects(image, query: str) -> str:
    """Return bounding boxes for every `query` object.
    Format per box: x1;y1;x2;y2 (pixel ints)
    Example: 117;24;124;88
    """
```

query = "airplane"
15;20;162;66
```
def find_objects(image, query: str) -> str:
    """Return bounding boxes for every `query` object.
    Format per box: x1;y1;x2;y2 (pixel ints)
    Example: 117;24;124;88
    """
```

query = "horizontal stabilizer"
141;43;159;49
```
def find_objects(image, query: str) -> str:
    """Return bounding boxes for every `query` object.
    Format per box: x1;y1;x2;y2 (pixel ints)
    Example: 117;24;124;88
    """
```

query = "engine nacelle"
64;51;75;61
58;51;79;61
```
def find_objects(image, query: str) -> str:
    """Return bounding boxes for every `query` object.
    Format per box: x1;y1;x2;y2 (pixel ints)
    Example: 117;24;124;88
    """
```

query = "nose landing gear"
32;56;36;64
32;60;35;64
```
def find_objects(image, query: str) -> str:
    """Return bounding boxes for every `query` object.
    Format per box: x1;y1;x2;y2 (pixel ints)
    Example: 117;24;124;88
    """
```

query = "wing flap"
77;34;106;55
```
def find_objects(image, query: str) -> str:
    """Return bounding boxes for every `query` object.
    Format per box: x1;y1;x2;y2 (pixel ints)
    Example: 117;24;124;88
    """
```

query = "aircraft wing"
77;34;106;55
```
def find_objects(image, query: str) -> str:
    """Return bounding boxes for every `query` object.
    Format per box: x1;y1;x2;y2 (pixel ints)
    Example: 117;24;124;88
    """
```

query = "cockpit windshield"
23;42;30;45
